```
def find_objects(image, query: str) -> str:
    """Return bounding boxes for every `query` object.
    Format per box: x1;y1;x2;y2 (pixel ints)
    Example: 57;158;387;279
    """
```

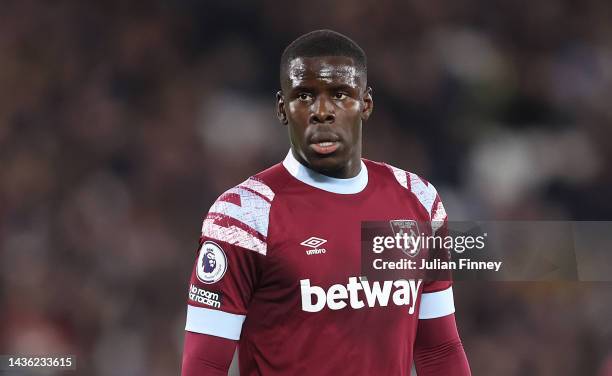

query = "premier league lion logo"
196;241;228;284
202;250;217;273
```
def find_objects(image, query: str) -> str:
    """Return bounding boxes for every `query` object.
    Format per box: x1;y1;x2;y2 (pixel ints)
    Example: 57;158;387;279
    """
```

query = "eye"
334;92;348;100
298;93;312;101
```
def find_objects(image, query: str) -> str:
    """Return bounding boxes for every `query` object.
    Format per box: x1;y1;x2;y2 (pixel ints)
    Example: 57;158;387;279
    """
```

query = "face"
277;56;373;178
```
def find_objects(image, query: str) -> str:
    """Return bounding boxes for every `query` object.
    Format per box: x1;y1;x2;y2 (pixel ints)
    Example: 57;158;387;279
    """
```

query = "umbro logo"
300;237;327;248
300;237;327;255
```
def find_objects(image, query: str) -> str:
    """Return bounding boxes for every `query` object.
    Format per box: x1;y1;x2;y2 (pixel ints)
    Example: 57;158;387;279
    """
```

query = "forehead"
283;56;364;89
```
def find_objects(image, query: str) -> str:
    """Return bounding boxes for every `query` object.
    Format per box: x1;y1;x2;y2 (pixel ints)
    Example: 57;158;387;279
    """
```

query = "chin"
307;154;346;175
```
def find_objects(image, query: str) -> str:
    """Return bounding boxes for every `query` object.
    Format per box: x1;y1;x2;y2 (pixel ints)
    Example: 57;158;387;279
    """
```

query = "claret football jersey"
185;151;454;375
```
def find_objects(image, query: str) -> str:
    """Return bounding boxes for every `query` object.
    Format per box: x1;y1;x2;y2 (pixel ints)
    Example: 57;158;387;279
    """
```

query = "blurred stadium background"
1;1;611;375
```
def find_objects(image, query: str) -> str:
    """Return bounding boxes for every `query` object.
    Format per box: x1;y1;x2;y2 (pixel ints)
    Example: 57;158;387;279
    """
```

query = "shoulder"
364;159;445;219
252;162;294;194
202;164;289;255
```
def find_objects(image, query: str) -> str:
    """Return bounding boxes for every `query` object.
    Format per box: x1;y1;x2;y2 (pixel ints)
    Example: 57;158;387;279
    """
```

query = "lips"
308;134;341;155
310;141;340;154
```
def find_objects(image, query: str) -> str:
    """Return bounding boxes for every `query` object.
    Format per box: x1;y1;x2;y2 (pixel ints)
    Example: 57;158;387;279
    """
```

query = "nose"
309;96;335;124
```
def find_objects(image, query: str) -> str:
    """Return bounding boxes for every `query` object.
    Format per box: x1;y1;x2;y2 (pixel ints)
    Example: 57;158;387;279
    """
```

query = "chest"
262;188;430;288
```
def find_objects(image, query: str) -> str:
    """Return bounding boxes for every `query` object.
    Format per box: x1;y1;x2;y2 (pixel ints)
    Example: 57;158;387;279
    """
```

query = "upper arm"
182;178;274;374
185;177;273;340
419;193;454;320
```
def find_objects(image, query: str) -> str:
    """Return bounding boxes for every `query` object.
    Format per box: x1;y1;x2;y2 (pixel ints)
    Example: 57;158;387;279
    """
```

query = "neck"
330;155;361;178
282;150;368;194
291;142;362;179
293;150;361;178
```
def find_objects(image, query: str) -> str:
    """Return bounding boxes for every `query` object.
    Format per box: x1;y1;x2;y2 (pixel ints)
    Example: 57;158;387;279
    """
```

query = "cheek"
342;101;363;139
338;99;362;116
347;100;362;112
337;100;363;131
287;101;307;120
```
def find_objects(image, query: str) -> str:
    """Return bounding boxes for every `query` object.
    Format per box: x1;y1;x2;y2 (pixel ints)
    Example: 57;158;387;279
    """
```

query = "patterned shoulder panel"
384;164;447;233
202;177;275;255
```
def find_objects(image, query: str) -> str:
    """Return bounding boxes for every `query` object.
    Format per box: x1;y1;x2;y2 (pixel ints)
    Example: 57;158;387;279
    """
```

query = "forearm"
414;314;471;376
182;332;237;376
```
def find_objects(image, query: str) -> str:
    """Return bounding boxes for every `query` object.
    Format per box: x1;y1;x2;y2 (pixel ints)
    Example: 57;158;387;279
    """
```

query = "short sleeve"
185;178;274;340
419;192;455;319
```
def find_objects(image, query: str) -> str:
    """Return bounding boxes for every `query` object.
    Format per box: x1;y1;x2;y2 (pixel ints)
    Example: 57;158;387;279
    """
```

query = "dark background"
1;1;611;375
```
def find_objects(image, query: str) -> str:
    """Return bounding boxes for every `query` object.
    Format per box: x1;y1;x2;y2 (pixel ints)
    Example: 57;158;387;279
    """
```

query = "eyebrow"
289;83;359;93
288;85;312;93
325;83;358;91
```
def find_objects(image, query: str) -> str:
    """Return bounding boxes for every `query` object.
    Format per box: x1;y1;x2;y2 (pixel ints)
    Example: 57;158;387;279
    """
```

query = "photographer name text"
372;258;502;272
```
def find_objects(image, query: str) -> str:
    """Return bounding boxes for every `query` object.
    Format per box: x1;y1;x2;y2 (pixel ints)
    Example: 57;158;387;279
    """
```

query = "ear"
276;91;288;125
361;86;373;121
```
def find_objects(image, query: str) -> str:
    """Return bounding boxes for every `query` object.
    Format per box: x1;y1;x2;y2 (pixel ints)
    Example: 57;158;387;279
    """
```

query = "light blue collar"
282;150;368;194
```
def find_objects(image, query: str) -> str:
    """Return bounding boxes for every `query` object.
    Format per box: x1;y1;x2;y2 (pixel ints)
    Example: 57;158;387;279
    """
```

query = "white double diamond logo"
300;237;327;248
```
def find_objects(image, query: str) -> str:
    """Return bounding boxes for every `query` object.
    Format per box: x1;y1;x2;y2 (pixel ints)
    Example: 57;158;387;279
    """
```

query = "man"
182;30;471;375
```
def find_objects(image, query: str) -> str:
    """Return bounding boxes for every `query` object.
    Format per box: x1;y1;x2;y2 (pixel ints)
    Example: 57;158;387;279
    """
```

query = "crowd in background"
1;1;611;375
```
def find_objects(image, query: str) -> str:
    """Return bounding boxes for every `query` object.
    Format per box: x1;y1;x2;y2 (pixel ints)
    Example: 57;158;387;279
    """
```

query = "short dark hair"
280;29;367;84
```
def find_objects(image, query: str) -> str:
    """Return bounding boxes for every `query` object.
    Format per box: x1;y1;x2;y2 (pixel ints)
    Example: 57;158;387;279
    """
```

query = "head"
277;30;373;178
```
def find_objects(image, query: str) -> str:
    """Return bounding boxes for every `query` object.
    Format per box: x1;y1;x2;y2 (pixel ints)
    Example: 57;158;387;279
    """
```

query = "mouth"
309;134;341;155
310;141;340;155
